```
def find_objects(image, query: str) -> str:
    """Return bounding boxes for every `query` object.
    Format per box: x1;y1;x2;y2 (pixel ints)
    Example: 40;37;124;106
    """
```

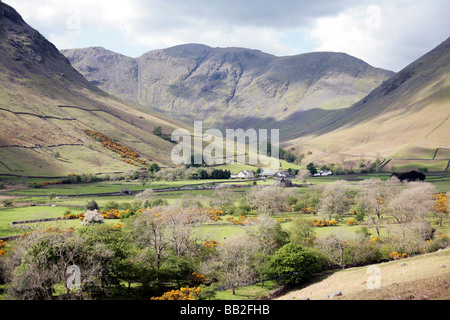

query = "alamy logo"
66;265;81;290
171;121;280;169
366;265;381;290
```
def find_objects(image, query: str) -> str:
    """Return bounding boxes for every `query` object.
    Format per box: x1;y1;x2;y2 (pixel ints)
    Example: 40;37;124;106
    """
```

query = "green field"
0;206;74;237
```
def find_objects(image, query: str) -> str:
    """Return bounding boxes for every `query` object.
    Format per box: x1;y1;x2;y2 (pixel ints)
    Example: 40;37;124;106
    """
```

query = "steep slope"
0;2;189;177
276;248;450;300
62;45;393;137
285;37;450;171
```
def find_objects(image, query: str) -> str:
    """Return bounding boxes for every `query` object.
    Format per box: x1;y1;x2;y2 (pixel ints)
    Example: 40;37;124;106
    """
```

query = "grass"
199;224;254;243
0;206;74;237
214;280;281;300
277;248;450;300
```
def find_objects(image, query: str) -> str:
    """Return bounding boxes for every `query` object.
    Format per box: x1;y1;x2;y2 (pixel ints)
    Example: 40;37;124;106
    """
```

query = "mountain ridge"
285;37;450;170
62;44;394;135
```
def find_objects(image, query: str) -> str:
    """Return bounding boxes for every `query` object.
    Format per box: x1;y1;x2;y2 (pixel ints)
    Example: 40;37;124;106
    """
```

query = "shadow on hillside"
216;108;345;142
282;269;340;299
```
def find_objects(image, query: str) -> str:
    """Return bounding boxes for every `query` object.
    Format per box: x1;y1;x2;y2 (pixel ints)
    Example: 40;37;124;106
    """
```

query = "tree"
296;170;311;183
2;199;13;208
134;188;156;202
147;163;161;175
209;188;234;211
246;186;289;216
248;214;289;254
318;180;352;221
269;243;320;284
432;193;448;227
200;236;260;295
3;229;112;300
292;187;322;212
85;199;99;211
388;182;436;239
289;218;316;247
355;179;398;237
78;224;132;295
306;163;317;175
127;211;169;270
316;232;380;268
160;206;208;257
48;192;56;201
153;126;163;137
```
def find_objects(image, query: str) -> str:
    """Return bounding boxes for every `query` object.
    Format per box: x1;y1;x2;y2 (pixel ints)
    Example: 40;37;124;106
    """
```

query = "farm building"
314;170;333;177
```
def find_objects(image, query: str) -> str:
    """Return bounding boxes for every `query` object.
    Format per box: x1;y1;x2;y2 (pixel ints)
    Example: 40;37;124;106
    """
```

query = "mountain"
0;2;189;177
62;45;394;139
284;37;450;171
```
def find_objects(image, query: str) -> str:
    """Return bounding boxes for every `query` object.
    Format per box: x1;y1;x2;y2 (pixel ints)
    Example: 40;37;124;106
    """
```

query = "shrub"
269;243;320;284
2;199;13;208
143;198;168;209
81;210;104;226
28;182;44;188
135;189;155;202
85;199;99;211
119;210;136;220
151;287;201;300
103;201;120;212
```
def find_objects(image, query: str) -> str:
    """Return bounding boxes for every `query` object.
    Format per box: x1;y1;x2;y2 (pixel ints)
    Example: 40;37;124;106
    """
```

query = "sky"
5;0;450;72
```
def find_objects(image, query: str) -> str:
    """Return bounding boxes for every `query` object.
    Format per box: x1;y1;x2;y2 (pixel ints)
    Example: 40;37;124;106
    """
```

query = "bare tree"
160;206;209;257
296;170;311;183
356;179;399;237
318;180;352;221
316;232;378;268
247;214;288;254
388;182;436;239
209;188;235;209
315;233;348;268
129;206;208;267
246;186;290;216
129;211;169;270
134;188;156;202
200;236;260;295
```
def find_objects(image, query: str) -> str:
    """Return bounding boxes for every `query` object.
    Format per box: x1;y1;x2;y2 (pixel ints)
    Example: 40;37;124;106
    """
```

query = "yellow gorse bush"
84;129;149;167
312;218;338;227
389;251;408;260
226;215;257;225
0;240;6;256
150;287;201;300
433;193;448;213
189;272;207;285
203;240;220;248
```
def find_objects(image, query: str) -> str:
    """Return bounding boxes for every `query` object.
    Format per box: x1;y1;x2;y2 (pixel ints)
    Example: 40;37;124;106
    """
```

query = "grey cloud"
148;0;371;29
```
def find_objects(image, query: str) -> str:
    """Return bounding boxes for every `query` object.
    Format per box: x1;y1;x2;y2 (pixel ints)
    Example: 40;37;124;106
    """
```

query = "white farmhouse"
314;170;333;177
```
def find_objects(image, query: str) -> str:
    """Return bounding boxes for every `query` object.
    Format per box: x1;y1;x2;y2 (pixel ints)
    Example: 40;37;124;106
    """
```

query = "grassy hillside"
277;248;450;300
285;37;450;171
0;2;191;177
